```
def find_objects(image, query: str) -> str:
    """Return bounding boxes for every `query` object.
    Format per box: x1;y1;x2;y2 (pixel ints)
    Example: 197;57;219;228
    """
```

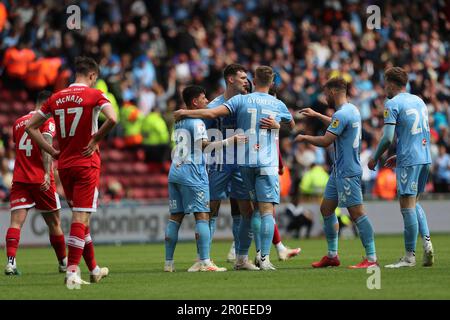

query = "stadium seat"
133;162;148;174
0;88;13;102
105;162;122;174
0;114;8;127
105;149;125;162
17;90;28;102
146;189;159;199
156;188;169;198
12;101;23;114
155;174;168;186
121;164;134;174
131;175;147;187
132;188;147;199
0;102;9;113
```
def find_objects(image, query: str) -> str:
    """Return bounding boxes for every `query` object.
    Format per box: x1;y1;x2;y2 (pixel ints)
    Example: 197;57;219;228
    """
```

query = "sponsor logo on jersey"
196;123;206;135
383;109;389;119
331;119;339;128
422;138;427;146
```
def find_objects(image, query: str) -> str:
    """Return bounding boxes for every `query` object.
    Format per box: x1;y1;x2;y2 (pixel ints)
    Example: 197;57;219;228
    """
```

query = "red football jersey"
39;83;110;169
13;111;56;183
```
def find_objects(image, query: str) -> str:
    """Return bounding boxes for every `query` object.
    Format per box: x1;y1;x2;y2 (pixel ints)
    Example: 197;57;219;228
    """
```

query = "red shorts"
58;167;100;213
10;181;61;212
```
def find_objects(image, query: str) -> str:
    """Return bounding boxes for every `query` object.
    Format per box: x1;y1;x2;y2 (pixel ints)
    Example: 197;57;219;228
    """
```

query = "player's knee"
43;213;61;230
71;212;90;225
347;205;364;221
320;204;333;216
194;212;210;221
399;195;416;209
9;221;23;229
10;211;27;228
170;213;184;224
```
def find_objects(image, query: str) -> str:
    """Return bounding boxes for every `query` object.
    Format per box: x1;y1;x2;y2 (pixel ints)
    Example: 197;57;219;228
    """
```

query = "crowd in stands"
1;0;449;204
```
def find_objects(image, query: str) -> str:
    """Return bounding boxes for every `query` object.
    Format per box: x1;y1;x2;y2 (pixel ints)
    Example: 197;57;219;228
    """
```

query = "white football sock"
90;265;101;275
276;242;286;252
327;251;338;258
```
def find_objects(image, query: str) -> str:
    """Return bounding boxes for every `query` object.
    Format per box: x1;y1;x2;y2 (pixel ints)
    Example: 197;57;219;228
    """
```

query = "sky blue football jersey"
168;118;209;186
205;94;237;170
224;92;292;168
326;103;362;178
384;92;431;167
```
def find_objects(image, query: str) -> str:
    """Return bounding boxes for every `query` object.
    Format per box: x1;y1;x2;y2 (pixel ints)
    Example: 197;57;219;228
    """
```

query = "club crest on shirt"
383;109;389;118
331;119;339;128
196;123;206;134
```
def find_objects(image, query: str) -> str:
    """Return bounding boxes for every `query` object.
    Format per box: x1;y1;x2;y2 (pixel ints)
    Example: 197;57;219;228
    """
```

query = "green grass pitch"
2;234;450;300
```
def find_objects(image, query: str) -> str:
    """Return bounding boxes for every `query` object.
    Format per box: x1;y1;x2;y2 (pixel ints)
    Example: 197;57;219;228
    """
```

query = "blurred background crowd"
0;0;449;205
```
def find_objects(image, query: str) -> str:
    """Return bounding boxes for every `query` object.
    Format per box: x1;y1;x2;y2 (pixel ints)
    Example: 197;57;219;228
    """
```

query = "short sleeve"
193;120;208;142
38;98;52;119
96;90;111;110
41;118;56;138
223;94;242;115
384;99;398;125
277;102;292;123
327;111;346;136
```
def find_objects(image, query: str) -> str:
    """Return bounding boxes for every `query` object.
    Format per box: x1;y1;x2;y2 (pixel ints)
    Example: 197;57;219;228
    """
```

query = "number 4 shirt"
383;92;431;168
13;111;56;184
39;83;110;169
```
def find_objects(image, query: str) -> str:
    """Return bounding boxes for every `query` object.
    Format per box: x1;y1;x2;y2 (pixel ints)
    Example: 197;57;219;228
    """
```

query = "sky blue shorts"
209;165;250;201
396;164;430;196
239;166;280;204
324;174;363;208
168;182;210;214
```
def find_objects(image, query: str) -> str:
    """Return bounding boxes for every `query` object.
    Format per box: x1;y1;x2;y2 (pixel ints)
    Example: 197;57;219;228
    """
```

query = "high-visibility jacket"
0;3;7;32
120;102;143;146
95;79;120;122
2;47;35;80
24;57;61;90
279;167;292;198
141;112;170;146
300;165;329;195
374;168;397;200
